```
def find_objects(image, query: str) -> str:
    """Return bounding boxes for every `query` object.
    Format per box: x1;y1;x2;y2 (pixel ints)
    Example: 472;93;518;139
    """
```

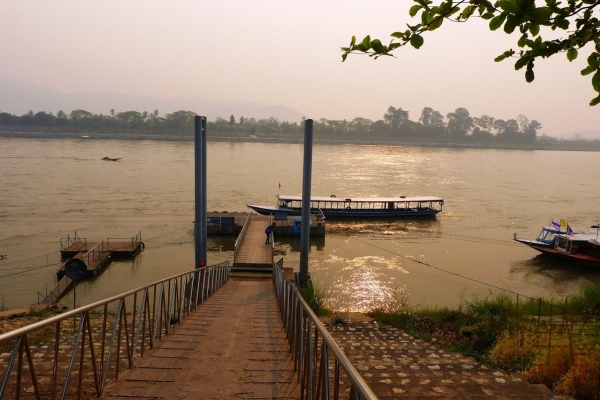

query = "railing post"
0;263;238;399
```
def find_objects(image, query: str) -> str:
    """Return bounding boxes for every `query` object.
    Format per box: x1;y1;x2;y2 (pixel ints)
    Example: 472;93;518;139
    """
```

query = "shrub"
555;351;600;399
491;331;539;371
299;282;331;317
524;336;573;388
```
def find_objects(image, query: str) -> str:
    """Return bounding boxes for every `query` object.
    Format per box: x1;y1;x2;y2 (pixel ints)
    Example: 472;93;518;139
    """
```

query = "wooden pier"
101;278;300;399
42;232;144;304
232;215;274;273
206;211;326;236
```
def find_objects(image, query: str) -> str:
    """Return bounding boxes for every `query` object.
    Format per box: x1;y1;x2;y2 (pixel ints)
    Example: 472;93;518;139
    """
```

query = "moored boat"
514;221;600;267
247;194;444;218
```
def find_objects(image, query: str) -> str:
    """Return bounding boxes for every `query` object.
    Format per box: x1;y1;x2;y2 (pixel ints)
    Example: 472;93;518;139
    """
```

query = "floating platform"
206;212;326;237
41;232;144;304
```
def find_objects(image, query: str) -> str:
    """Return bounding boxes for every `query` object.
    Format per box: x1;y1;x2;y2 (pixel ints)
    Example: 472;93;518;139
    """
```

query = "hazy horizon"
2;1;599;138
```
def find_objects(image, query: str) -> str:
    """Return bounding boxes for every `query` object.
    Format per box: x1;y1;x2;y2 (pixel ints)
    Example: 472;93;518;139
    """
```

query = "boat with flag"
247;194;444;218
514;219;600;267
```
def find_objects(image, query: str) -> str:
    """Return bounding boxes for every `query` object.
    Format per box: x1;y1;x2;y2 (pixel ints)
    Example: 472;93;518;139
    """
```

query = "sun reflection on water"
312;254;409;312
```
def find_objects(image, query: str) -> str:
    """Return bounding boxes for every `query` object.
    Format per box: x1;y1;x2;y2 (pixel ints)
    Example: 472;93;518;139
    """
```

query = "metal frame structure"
273;264;378;400
0;262;229;399
234;213;252;260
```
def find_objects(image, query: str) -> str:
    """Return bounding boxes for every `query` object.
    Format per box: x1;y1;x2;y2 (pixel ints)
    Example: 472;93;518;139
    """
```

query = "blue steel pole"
299;119;313;286
201;117;207;266
194;116;202;269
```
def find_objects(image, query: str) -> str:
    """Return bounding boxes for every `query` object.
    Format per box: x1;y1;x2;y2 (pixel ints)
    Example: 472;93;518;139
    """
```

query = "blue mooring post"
299;119;313;287
194;116;207;269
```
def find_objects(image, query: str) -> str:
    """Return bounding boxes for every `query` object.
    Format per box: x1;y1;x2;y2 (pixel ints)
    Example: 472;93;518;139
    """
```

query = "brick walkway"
324;316;572;400
101;278;299;399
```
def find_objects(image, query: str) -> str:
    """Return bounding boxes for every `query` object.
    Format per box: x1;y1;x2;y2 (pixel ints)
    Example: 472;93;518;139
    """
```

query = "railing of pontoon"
234;213;252;260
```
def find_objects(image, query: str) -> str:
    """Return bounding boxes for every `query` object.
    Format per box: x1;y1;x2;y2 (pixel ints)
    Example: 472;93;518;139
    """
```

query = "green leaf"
567;48;578;62
342;53;348;62
361;35;371;49
529;23;540;36
592;71;600;92
421;10;431;25
525;69;535;82
350;36;356;46
481;12;495;19
504;16;519;34
518;34;527;47
554;18;569;29
581;65;597;76
497;0;521;14
461;5;476;19
588;54;599;69
447;6;460;17
409;4;422;17
520;0;536;10
410;34;425;49
495;50;514;62
515;55;531;70
489;14;507;31
391;31;404;39
429;16;444;30
527;7;552;22
590;95;600;106
371;39;385;53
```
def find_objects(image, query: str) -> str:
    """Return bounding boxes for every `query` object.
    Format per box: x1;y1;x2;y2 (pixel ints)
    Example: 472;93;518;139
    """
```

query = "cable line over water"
353;237;540;301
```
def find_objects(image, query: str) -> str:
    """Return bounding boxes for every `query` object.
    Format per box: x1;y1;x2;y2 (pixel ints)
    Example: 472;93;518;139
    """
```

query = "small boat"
102;157;121;161
247;194;444;218
514;222;600;267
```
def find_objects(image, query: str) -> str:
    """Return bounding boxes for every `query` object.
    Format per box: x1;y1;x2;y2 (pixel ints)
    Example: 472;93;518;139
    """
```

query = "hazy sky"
2;0;599;137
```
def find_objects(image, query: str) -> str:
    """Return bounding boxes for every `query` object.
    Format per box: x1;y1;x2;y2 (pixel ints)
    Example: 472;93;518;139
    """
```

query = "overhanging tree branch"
341;0;600;105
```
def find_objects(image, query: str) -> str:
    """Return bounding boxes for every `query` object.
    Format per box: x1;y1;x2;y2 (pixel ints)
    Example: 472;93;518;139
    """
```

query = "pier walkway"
101;277;300;399
233;215;273;272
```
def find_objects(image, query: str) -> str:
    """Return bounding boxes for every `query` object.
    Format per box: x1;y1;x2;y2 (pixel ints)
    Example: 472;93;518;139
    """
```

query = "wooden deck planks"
100;279;300;399
234;216;273;267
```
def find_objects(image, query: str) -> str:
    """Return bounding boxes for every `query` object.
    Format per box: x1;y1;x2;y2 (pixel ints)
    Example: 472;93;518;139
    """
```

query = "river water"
1;137;599;311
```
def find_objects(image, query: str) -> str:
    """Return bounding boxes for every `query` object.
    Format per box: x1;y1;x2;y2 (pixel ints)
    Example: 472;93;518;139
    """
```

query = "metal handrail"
316;208;325;224
0;262;230;399
60;232;86;252
272;265;378;400
105;231;142;252
234;213;252;260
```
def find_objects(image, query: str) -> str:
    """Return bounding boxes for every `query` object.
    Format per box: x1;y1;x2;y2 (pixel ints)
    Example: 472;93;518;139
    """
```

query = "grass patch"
299;282;331;317
369;283;600;399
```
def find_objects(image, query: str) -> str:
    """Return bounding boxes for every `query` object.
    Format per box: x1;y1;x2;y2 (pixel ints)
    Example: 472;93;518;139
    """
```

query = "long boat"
247;194;444;218
514;223;600;267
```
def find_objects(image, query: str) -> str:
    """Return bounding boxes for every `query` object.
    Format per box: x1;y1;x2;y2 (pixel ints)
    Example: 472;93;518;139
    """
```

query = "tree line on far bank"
0;106;595;148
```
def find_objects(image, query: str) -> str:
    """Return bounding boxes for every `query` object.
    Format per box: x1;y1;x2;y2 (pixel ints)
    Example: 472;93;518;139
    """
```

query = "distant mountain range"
0;78;304;122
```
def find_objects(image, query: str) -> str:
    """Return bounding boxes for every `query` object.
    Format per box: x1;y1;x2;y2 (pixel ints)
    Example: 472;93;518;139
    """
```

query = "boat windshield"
537;229;556;244
555;236;572;253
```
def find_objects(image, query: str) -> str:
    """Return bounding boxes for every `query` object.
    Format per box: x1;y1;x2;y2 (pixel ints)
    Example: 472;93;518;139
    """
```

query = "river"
1;137;599;311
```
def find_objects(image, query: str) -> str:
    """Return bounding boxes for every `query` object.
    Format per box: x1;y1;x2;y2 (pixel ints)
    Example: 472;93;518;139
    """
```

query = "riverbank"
0;308;571;399
2;129;599;151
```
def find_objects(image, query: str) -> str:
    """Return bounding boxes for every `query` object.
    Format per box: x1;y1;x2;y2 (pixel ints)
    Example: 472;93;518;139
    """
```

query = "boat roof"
543;225;600;241
276;194;444;202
